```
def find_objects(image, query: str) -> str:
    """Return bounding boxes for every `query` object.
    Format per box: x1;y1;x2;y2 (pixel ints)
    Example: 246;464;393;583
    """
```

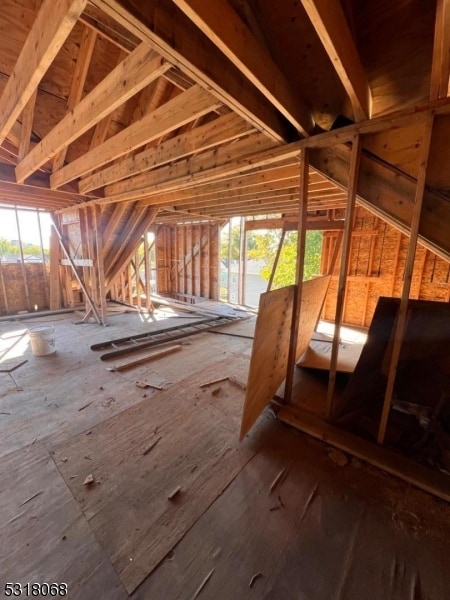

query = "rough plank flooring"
0;306;449;599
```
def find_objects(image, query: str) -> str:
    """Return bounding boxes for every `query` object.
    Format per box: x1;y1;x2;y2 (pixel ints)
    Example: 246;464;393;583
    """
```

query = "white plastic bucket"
28;325;56;356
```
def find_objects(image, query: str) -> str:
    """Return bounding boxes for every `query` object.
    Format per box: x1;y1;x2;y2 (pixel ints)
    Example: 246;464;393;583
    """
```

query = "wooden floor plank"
135;422;450;599
0;446;127;599
51;364;264;594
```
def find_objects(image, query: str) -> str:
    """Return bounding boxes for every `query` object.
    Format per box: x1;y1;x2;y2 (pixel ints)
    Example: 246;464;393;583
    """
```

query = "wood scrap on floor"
168;486;182;501
200;376;229;388
269;468;286;494
143;437;161;456
136;381;164;390
192;568;215;600
106;345;182;372
249;572;263;588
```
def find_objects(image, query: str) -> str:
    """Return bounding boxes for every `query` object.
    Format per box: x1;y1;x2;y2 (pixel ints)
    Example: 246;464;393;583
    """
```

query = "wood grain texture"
52;363;260;594
295;275;331;361
240;285;295;440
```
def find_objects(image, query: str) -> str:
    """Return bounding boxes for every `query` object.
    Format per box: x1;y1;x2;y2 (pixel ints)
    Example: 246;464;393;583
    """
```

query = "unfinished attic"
1;0;450;597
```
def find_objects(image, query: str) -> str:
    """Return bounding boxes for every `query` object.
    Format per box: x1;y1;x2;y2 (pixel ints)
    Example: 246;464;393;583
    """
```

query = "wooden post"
284;147;309;404
14;207;32;310
266;229;286;292
143;232;151;311
326;135;362;421
238;216;245;304
377;113;435;444
93;205;108;325
0;260;9;314
227;219;232;302
37;210;49;308
49;227;61;310
50;217;102;324
242;220;248;305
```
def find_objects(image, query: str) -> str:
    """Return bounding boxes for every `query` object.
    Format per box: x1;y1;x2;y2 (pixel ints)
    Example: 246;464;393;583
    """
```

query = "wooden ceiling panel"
351;0;436;116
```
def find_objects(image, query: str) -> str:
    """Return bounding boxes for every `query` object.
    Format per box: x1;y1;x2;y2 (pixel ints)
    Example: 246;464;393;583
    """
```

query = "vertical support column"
85;208;99;308
326;135;362;421
377;113;434;444
0;260;9;314
242;220;247;305
37;210;49;308
284;148;309;404
210;224;220;300
79;207;91;313
49;226;61;310
143;232;152;311
94;205;108;325
266;229;286;292
14;207;32;310
227;219;232;302
238;216;245;305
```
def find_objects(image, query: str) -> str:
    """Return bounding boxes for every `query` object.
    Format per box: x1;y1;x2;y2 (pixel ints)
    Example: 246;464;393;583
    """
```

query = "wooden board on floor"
52;363;265;594
135;420;450;599
295;275;331;361
297;339;363;373
240;286;295;440
277;404;450;502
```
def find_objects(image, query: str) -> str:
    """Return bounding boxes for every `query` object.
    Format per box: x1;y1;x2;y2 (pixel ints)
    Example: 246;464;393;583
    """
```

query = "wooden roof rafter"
16;43;171;183
94;0;296;142
431;0;450;100
0;0;88;147
171;0;314;136
300;0;372;121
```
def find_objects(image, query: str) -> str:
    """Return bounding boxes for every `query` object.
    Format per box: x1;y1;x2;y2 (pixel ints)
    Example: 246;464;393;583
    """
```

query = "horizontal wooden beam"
51;85;221;189
300;0;371;120
79;112;254;193
245;217;344;231
104;131;277;200
277;404;450;502
16;44;170;183
172;0;314;135
0;0;87;146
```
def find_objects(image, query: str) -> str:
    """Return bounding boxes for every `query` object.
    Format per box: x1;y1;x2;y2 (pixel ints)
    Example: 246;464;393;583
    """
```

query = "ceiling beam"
431;0;450;100
104;131;277;200
50;84;221;189
95;0;296;142
300;0;371;121
16;44;170;183
79;112;254;193
172;0;314;136
0;0;87;147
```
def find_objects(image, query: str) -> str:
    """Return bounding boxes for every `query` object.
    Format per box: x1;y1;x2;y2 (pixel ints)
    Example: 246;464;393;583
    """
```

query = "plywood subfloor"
1;308;450;599
52;365;261;594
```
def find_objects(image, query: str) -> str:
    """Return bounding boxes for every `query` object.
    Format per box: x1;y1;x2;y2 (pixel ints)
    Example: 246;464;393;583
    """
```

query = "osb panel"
0;263;49;314
322;207;450;328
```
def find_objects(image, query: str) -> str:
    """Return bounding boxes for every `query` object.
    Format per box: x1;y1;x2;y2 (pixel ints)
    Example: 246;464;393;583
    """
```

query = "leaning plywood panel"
240;285;295;439
295;275;331;361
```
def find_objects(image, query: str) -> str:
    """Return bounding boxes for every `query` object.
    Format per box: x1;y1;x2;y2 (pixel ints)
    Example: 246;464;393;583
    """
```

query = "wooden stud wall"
155;222;220;301
321;206;450;329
